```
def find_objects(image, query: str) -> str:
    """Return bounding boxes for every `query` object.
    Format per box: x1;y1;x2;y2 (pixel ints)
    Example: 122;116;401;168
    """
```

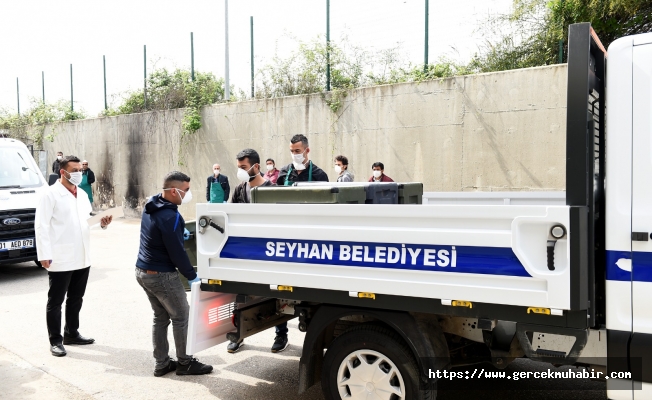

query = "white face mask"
292;151;307;170
237;165;255;182
57;155;63;160
373;170;382;179
163;188;192;204
178;189;192;204
213;169;220;175
334;165;342;174
266;164;274;171
64;171;83;186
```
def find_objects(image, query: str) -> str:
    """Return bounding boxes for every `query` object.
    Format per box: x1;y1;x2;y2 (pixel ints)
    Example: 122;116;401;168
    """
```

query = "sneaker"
271;335;289;353
176;358;213;376
154;359;177;377
227;339;244;353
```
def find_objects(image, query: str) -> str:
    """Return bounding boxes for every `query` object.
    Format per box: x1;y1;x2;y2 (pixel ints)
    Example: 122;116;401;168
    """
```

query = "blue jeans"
135;268;192;369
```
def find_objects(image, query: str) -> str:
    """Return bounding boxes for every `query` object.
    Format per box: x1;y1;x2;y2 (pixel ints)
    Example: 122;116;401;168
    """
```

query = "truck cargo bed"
196;201;572;311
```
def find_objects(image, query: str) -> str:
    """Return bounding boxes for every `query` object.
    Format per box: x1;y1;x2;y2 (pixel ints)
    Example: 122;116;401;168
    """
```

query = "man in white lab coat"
35;155;113;357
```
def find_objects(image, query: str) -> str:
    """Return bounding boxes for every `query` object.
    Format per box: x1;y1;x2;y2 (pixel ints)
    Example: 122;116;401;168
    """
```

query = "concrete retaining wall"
42;64;568;219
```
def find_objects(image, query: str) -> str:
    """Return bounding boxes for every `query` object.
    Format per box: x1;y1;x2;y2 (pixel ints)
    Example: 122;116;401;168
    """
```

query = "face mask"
178;189;192;204
213;169;220;175
266;164;274;171
57;156;63;160
334;165;342;174
163;188;191;204
373;170;382;179
292;151;306;170
64;171;83;186
237;165;256;182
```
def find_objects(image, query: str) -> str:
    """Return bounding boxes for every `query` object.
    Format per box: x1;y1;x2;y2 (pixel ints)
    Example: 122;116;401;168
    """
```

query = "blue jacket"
135;194;196;280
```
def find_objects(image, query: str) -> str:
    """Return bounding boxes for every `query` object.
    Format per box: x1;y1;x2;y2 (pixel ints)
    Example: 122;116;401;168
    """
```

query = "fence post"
70;64;74;112
250;16;254;98
326;0;331;91
103;55;108;110
16;78;20;115
424;0;429;73
144;45;147;108
225;0;230;100
191;32;195;81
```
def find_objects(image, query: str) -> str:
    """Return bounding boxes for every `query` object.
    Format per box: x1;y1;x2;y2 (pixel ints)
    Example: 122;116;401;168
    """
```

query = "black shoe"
51;344;66;357
154;359;177;377
63;334;95;345
271;336;289;353
176;358;213;376
227;339;244;353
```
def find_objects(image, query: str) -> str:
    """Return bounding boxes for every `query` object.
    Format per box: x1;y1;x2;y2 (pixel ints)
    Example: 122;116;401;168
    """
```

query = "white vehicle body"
187;25;652;399
0;138;47;265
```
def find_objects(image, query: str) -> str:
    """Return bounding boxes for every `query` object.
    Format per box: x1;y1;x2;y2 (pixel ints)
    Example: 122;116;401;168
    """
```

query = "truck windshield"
0;147;44;189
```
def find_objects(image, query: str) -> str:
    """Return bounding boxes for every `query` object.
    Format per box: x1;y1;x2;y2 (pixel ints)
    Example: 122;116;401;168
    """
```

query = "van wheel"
321;324;436;400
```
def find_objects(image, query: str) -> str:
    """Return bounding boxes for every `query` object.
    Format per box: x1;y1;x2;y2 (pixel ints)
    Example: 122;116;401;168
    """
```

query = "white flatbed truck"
186;24;652;399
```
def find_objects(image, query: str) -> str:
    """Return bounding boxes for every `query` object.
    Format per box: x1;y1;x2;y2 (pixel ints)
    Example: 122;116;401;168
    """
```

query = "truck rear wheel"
321;324;436;400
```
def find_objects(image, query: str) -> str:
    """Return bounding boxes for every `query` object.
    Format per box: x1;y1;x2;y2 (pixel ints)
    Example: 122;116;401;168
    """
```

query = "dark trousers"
276;322;288;337
47;267;90;345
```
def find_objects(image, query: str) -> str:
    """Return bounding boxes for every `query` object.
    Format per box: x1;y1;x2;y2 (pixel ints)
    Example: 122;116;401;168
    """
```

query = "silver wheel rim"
336;349;406;400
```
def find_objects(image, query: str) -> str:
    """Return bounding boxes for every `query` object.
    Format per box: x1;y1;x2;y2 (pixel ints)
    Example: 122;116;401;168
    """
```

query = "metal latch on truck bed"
547;225;567;271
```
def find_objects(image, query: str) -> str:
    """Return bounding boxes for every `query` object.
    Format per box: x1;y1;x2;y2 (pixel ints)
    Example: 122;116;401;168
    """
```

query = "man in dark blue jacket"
135;171;213;377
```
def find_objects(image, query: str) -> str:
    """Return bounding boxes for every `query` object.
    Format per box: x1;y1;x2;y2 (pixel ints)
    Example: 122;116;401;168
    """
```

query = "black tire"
321;324;436;400
34;260;41;268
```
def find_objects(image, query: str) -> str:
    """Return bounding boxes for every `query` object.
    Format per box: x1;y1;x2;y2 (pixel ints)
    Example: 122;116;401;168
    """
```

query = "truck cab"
0;138;47;265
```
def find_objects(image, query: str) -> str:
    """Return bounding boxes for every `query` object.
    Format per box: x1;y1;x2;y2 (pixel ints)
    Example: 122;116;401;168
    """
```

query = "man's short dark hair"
163;171;191;189
59;155;80;171
266;158;275;164
335;155;348;166
372;162;384;170
236;148;260;166
57;151;63;155
290;134;309;148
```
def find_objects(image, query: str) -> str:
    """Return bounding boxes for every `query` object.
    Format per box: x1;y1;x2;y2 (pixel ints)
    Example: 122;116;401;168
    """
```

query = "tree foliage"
255;36;470;104
469;0;652;72
103;68;231;140
0;99;86;145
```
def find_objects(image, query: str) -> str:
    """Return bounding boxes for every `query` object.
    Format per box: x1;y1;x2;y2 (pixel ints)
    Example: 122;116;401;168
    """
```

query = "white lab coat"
35;180;92;272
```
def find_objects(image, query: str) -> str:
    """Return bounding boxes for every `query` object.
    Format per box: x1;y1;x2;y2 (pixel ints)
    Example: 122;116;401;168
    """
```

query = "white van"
0;138;47;266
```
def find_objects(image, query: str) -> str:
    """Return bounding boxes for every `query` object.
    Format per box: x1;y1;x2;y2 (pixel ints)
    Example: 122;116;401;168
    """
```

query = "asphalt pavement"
0;218;607;400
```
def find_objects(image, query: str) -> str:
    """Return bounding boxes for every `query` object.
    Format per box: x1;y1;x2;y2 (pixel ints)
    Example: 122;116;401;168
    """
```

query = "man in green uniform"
79;160;95;207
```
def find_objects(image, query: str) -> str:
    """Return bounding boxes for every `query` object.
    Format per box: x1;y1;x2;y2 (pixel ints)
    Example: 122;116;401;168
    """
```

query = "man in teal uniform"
206;164;230;203
79;160;95;207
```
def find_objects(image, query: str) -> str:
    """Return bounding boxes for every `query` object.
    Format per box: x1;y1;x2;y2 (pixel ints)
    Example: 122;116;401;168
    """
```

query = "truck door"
186;281;237;355
631;39;652;398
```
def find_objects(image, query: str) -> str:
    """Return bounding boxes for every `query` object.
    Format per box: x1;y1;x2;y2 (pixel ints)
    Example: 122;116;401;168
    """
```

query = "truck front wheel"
321;324;436;400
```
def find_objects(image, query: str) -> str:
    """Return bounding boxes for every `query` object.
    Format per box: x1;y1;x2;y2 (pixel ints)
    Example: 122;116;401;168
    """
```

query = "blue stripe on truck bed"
219;237;532;277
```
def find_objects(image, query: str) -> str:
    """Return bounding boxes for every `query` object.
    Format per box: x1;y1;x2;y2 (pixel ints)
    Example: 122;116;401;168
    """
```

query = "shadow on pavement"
204;355;324;400
64;344;323;399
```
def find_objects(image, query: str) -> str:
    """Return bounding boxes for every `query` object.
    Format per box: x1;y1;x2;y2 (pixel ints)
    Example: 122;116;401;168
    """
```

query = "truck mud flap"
516;323;588;365
186;281;237;355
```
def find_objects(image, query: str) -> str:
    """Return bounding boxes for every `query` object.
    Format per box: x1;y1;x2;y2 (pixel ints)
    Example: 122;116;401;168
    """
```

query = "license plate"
0;238;34;251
